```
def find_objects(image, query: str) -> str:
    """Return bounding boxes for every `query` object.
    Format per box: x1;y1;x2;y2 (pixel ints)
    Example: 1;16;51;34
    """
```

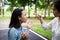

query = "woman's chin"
54;15;58;17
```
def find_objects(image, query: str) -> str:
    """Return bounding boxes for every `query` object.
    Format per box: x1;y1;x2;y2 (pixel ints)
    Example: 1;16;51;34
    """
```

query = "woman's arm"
35;14;53;30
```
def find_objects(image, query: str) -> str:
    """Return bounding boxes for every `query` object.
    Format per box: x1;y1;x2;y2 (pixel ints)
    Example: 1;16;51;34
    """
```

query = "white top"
41;17;60;40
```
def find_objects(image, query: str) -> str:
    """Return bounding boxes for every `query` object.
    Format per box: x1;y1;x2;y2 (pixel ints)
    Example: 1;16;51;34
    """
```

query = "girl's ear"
18;16;21;20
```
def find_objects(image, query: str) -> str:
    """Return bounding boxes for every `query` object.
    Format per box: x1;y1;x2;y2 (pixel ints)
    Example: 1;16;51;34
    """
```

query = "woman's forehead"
52;5;56;10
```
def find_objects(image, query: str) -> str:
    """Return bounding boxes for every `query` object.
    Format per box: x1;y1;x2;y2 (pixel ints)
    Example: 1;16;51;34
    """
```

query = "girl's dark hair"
53;0;60;12
9;8;24;28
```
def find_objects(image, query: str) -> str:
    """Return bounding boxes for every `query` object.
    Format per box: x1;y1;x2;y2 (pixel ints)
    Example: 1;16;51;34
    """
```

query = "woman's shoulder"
52;17;58;21
49;17;58;24
51;17;58;23
54;17;58;19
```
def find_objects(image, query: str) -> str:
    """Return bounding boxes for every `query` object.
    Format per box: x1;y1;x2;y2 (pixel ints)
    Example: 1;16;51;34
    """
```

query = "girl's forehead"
21;10;25;13
21;10;26;15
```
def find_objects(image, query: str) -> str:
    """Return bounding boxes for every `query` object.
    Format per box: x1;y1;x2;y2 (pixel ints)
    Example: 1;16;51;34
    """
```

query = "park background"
0;0;56;40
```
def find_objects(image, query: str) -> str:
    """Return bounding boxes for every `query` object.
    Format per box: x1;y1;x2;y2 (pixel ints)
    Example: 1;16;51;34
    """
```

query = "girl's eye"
24;14;26;16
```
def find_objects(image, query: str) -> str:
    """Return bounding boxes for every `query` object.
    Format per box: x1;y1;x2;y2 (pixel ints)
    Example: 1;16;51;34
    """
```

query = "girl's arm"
27;20;33;29
20;32;29;40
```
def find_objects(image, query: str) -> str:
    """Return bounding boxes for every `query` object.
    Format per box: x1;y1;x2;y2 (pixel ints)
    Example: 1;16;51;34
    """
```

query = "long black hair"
9;8;24;28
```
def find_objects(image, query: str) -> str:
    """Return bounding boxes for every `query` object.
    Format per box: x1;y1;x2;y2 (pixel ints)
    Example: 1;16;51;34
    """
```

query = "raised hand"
27;20;33;29
34;13;44;24
34;13;42;20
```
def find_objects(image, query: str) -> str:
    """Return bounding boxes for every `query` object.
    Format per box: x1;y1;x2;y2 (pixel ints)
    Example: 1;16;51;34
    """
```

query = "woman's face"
19;10;27;23
53;5;60;17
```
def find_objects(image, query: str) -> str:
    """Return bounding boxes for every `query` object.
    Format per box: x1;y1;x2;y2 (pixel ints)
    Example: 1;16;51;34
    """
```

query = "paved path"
0;18;10;28
0;29;48;40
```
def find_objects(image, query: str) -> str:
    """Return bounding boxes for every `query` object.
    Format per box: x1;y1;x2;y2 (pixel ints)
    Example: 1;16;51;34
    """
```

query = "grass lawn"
31;18;52;40
0;15;11;18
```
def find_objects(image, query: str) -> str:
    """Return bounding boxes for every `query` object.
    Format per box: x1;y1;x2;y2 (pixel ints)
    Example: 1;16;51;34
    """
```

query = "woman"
36;0;60;40
8;8;32;40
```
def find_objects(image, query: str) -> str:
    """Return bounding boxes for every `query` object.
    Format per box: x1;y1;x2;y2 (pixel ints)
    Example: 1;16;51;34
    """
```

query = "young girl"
8;8;32;40
36;0;60;40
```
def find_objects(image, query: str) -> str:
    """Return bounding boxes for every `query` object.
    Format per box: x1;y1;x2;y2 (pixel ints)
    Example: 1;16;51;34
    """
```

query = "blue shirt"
8;27;23;40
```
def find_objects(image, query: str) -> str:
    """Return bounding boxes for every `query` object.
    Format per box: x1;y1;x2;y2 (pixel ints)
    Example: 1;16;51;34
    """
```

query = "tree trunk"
28;0;30;18
24;6;25;10
28;6;30;18
2;9;4;16
0;8;1;15
2;0;4;16
44;8;46;17
35;0;37;13
0;0;2;15
47;0;50;17
48;8;50;17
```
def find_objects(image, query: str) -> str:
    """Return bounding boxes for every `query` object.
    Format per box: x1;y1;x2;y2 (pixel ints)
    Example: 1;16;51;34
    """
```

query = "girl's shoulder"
8;27;19;39
8;27;18;34
10;27;17;31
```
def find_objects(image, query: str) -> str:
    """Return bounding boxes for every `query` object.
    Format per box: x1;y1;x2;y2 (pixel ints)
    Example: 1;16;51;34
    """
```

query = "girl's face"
53;5;60;17
19;10;27;23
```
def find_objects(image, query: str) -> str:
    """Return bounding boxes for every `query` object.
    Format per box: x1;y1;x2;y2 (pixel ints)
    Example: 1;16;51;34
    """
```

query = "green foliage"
43;16;54;20
18;0;28;7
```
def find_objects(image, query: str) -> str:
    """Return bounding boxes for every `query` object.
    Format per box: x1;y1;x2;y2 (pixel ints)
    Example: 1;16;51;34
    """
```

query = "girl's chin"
23;21;27;23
